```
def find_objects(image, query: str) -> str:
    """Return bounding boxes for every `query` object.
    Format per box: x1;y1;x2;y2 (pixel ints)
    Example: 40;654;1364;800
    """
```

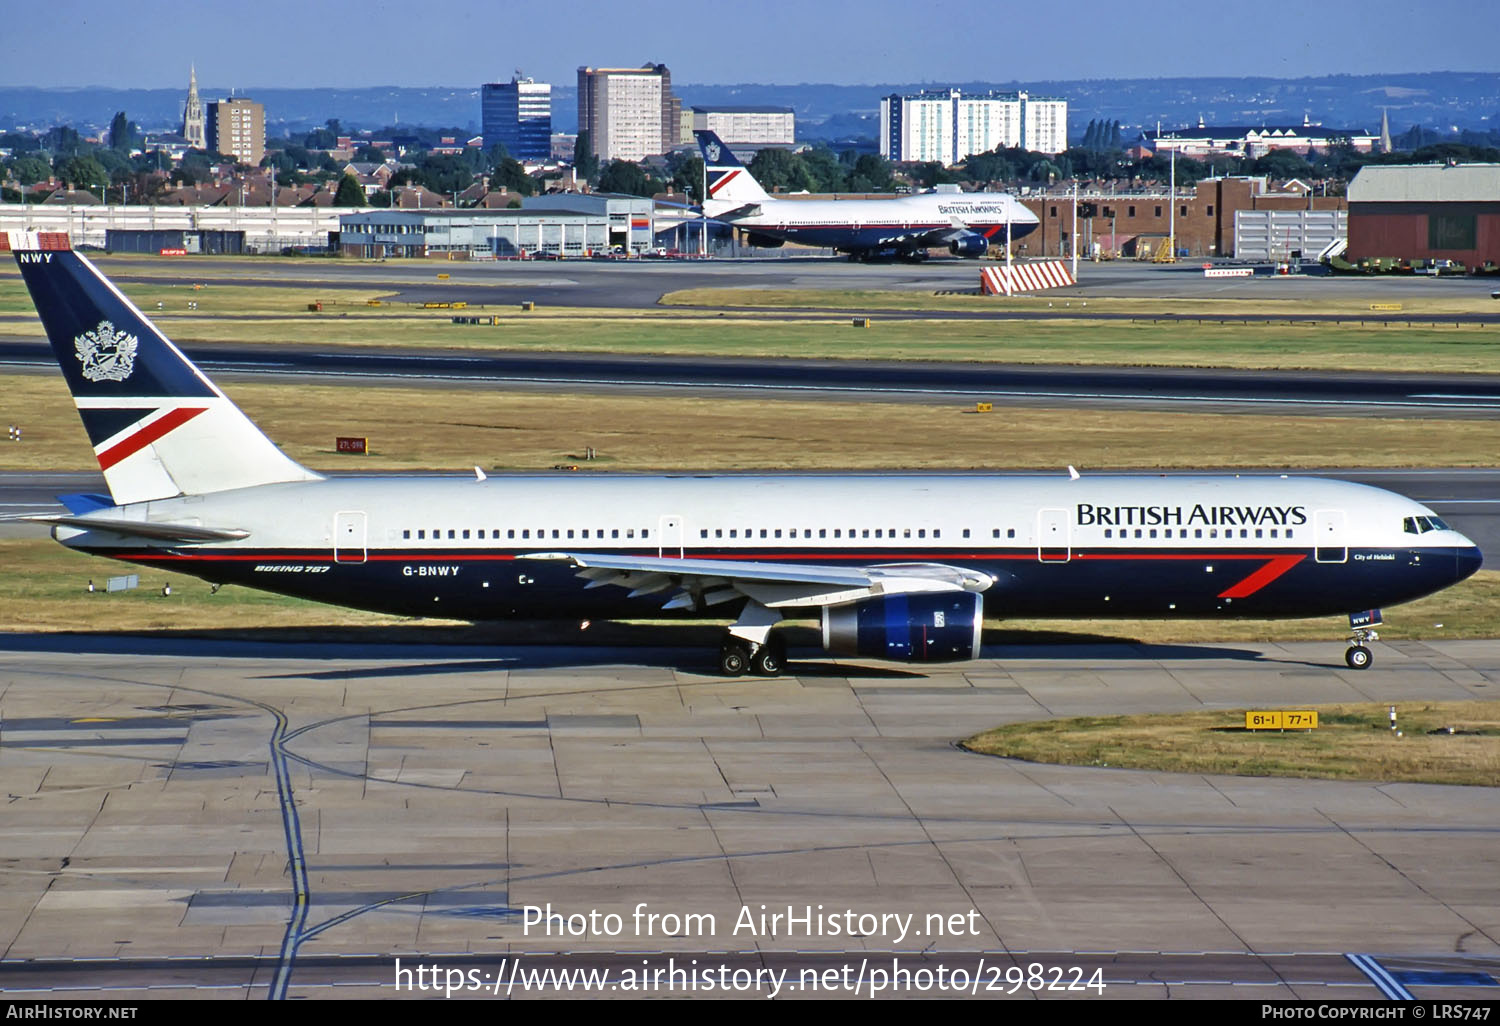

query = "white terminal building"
690;105;794;146
880;88;1068;163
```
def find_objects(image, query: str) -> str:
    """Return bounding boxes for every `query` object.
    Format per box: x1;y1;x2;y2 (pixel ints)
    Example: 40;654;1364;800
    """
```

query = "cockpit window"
1403;515;1451;535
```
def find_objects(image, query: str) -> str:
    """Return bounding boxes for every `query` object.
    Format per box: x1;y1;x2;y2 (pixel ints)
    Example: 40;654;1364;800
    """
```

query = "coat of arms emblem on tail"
74;320;138;382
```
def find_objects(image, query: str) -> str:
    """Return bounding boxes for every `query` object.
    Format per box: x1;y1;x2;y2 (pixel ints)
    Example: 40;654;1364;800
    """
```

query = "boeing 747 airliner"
6;231;1481;674
696;130;1039;261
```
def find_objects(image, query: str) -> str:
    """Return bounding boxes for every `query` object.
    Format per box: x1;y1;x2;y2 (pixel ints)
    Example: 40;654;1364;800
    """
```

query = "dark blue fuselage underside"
85;544;1481;623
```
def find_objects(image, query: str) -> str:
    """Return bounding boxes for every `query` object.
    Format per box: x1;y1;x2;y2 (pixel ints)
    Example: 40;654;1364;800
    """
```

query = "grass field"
661;285;1500;318
8;371;1500;473
963;701;1500;787
3;268;1498;373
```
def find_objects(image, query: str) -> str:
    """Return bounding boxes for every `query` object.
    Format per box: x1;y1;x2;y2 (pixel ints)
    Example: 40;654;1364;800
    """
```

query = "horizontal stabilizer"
57;492;115;514
22;514;250;543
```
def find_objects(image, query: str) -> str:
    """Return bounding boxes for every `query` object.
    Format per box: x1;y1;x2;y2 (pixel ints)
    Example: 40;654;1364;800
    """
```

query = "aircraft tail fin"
695;130;771;205
5;231;321;506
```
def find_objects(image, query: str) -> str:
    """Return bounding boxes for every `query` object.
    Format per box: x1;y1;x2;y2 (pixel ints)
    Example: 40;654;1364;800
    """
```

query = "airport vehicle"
7;231;1482;675
696;131;1039;261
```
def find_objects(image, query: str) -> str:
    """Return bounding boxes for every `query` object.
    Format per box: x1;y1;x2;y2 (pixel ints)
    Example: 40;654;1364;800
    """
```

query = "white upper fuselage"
74;472;1464;558
705;191;1038;247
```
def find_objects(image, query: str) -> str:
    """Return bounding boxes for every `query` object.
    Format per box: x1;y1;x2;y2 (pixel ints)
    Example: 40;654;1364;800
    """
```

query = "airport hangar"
1346;162;1500;271
337;194;657;259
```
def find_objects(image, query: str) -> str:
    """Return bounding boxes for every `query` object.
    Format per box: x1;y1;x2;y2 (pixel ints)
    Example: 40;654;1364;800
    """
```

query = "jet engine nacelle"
821;592;983;663
949;235;989;257
744;232;786;249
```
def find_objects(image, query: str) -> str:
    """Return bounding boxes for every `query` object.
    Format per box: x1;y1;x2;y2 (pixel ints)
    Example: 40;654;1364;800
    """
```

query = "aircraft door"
334;510;367;564
1314;509;1347;564
658;515;684;558
1037;507;1071;563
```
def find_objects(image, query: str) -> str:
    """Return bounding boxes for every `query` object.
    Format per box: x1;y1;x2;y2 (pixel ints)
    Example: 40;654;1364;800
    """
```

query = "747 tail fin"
694;130;771;206
5;231;320;505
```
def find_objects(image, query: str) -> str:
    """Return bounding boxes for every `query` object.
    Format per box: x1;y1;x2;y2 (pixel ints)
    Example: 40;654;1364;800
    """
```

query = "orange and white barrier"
981;261;1075;295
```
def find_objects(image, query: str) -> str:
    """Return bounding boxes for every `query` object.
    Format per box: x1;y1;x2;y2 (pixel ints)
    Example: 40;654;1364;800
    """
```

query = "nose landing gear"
1344;609;1382;670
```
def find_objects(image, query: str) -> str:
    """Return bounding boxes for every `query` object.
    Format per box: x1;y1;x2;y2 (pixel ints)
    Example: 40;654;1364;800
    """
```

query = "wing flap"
522;552;992;611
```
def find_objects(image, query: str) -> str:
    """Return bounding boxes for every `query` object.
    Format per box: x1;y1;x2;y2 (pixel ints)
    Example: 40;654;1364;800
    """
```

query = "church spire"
183;65;205;149
1379;107;1392;154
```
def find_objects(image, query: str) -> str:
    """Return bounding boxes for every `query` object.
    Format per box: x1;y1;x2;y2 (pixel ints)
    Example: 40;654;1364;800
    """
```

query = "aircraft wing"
912;217;983;245
18;514;250;543
861;218;982;249
522;551;993;611
703;202;762;221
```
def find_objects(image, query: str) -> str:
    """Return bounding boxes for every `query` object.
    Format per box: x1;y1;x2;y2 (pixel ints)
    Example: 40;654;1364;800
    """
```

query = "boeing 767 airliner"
6;231;1481;674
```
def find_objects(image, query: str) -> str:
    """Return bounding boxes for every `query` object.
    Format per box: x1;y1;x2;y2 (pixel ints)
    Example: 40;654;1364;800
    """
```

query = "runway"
0;633;1497;998
82;252;1500;312
6;338;1500;417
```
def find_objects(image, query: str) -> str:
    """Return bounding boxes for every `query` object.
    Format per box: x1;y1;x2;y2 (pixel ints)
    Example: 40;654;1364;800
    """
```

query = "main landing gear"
719;635;786;677
719;599;786;677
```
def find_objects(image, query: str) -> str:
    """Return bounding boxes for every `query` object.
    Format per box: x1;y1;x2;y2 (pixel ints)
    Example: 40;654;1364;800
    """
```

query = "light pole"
1070;179;1078;280
1168;136;1176;260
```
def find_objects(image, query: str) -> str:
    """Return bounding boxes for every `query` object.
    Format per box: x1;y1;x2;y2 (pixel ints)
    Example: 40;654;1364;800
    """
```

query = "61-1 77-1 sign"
1245;710;1319;730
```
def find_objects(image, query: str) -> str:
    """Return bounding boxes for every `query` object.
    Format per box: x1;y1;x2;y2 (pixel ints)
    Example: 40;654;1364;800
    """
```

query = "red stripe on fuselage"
1215;554;1306;598
96;407;208;470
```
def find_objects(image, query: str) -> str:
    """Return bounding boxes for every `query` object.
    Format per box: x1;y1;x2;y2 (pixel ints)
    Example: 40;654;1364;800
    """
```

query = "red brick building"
1019;177;1346;258
1346;164;1500;270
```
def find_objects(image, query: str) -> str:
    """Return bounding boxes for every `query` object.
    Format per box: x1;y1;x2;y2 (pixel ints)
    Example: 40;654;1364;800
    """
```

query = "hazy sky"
5;0;1497;88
